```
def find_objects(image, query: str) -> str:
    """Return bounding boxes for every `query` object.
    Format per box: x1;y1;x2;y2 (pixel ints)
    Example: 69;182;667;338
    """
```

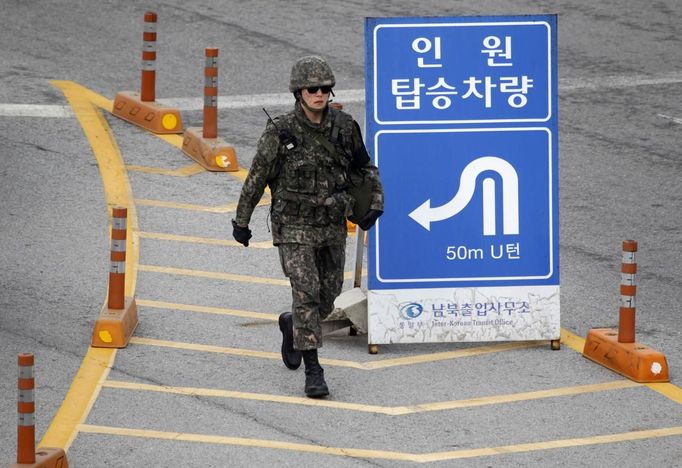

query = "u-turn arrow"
408;156;519;234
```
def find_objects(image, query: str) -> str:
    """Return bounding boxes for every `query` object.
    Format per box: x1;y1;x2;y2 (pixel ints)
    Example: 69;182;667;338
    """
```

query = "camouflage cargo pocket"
284;159;317;194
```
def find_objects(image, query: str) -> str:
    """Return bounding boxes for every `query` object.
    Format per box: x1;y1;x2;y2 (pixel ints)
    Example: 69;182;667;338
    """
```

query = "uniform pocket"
284;158;317;194
271;198;287;222
278;247;289;277
278;244;300;277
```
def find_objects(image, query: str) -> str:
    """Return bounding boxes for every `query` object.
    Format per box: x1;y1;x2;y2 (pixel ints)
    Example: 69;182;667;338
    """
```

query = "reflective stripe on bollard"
618;240;637;343
203;47;219;139
108;207;127;310
141;11;157;102
17;353;36;464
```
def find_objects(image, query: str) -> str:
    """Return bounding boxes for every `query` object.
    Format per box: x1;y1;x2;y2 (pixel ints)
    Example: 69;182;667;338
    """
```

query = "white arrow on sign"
408;156;519;235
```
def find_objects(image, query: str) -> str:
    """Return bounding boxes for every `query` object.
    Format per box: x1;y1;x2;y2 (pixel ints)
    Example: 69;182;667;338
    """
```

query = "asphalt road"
1;0;682;466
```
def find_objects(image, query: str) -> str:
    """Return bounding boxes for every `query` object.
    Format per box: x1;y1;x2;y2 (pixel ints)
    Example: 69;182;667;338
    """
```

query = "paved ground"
1;0;681;466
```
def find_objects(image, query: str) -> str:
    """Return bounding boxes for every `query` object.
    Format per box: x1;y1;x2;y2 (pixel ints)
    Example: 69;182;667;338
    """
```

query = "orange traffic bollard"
11;354;69;468
583;240;669;382
91;207;138;348
202;47;219;139
112;11;183;134
17;354;35;464
182;47;238;171
618;240;637;343
140;11;157;103
107;206;128;310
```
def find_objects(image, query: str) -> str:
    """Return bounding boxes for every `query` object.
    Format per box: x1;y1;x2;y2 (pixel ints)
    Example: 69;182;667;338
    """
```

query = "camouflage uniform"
235;101;384;350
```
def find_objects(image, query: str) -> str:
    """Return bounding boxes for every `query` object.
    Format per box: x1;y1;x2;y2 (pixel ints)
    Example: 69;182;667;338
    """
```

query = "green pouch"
347;168;373;224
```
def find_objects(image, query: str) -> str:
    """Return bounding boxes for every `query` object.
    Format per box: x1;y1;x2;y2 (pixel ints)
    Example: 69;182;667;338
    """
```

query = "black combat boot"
278;312;302;370
301;349;329;398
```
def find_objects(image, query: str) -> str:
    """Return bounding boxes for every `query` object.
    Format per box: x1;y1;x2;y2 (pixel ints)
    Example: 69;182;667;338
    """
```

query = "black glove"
358;209;383;231
231;220;252;247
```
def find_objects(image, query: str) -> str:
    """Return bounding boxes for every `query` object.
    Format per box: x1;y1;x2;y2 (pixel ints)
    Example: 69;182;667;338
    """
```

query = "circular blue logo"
400;302;424;320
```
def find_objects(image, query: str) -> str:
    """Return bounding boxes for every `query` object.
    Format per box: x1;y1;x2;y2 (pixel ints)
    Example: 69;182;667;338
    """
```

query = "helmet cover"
289;56;335;92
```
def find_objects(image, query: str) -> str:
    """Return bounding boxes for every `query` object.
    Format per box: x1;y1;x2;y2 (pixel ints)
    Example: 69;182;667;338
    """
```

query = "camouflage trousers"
278;242;346;350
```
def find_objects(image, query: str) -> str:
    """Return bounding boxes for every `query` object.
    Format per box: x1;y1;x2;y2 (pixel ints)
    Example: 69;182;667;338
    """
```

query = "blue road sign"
369;17;553;124
366;15;559;294
373;127;555;288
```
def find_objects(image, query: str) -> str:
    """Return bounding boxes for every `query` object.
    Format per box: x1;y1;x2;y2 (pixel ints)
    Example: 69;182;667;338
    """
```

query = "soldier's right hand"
358;209;383;231
231;220;252;247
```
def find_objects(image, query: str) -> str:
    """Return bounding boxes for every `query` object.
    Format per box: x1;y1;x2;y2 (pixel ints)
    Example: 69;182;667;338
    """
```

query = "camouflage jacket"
235;101;384;246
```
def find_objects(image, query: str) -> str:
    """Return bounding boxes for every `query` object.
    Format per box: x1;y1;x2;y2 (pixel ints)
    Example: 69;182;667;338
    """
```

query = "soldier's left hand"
358;209;383;231
231;220;252;247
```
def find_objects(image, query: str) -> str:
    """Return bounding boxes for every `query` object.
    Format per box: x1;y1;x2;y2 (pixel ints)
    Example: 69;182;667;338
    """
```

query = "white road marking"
2;72;682;118
657;113;682;125
158;88;365;111
0;103;73;118
560;71;682;91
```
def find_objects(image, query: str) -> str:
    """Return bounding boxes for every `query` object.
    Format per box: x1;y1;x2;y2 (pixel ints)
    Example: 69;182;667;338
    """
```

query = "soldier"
232;56;384;398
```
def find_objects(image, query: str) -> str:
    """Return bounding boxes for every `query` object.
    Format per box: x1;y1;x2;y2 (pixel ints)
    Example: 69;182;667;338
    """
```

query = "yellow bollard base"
9;447;69;468
182;127;238;172
91;297;138;348
582;328;670;383
112;91;183;134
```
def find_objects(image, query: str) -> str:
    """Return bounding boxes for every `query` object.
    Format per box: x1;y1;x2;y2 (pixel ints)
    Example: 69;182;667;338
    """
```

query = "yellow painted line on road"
102;379;641;416
137;264;290;286
64;81;114;112
419;426;682;463
41;80;139;451
136;299;277;321
40;349;117;451
153;132;251;182
127;163;205;176
411;379;641;413
646;383;682;405
66;82;252;183
137;264;365;285
361;341;541;370
561;328;682;405
128;336;540;370
559;327;587;353
78;423;420;462
135;197;270;213
103;379;396;414
138;231;274;249
129;337;283;362
77;424;682;463
135;198;238;212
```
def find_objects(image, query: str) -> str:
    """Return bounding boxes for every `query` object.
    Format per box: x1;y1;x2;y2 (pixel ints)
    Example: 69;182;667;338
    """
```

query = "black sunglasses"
305;85;333;94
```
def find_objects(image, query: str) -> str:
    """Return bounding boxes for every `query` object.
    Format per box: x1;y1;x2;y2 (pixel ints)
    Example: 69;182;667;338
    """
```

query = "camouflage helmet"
289;56;335;93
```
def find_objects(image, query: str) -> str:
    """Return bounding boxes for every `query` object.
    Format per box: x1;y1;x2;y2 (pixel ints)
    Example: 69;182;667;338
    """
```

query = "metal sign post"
365;15;559;346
